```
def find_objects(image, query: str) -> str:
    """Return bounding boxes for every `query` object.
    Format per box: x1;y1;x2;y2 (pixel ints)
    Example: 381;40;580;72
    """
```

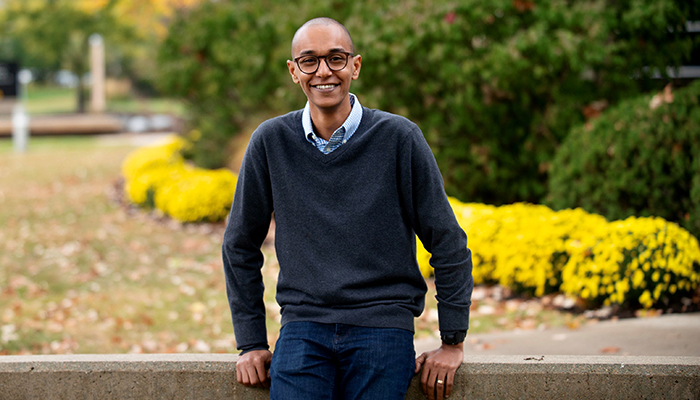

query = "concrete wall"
1;354;699;399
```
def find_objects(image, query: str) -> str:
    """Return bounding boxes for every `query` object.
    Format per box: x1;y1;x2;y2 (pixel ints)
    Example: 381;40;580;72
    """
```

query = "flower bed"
121;136;237;223
418;200;700;309
122;139;700;309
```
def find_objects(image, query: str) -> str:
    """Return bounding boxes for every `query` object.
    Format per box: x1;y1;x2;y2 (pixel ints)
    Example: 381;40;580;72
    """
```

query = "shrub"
122;137;186;207
419;201;609;296
350;0;700;204
561;216;700;309
158;0;700;204
121;136;237;222
548;79;700;239
154;166;237;223
156;1;294;169
418;199;700;309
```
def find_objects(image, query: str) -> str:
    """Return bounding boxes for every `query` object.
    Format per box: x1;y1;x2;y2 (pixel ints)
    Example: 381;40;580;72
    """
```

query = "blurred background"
1;0;699;356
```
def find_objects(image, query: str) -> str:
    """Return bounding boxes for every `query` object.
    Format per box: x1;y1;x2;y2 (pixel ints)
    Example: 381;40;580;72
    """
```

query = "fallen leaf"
566;319;582;330
482;343;494;350
601;346;621;354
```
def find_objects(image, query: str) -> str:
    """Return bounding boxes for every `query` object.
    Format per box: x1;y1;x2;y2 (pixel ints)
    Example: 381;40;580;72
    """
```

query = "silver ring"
437;379;444;385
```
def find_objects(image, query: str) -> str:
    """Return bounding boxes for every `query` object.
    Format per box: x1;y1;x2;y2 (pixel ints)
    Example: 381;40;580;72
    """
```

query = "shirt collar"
302;93;363;143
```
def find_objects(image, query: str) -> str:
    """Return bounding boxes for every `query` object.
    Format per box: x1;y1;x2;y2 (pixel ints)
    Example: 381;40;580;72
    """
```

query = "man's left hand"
414;342;463;400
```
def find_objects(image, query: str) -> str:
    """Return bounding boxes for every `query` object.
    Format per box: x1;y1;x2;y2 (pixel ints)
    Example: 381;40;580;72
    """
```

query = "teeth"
315;85;335;89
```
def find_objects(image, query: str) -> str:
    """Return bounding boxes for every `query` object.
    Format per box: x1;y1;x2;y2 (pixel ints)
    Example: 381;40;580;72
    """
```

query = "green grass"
107;96;185;116
24;85;76;114
21;84;185;117
0;136;102;152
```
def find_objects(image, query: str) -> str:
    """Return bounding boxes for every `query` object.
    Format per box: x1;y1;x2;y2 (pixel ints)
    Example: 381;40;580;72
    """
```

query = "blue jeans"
270;321;416;400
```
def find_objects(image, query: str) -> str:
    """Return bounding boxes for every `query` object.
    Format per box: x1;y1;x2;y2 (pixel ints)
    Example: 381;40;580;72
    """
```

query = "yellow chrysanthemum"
122;135;238;223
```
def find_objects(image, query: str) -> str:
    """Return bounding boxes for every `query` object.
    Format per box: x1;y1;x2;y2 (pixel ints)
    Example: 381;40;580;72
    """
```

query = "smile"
313;84;338;90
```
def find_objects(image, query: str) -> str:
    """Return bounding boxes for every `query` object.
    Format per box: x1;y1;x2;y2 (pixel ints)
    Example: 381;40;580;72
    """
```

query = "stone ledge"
1;354;698;399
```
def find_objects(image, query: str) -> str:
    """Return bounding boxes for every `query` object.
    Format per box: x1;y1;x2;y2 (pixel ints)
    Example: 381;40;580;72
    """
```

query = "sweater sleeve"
399;125;474;334
222;129;274;350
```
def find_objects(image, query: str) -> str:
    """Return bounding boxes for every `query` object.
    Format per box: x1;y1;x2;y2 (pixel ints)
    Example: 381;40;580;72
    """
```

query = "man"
222;17;473;400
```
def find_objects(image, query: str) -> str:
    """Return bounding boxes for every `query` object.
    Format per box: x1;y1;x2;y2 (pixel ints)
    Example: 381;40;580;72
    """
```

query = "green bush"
548;79;700;239
158;0;699;203
156;0;368;168
156;1;296;169
351;0;699;204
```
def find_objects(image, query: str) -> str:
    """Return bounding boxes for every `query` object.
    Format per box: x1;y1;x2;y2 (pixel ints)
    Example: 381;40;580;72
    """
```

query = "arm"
399;127;473;399
222;131;274;386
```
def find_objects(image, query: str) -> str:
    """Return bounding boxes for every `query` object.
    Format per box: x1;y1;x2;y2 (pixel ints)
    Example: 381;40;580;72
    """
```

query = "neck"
309;96;352;140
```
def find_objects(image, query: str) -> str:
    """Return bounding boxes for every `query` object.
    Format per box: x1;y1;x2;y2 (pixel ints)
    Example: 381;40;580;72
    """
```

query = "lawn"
0;136;237;354
0;136;582;355
22;84;184;116
22;85;77;115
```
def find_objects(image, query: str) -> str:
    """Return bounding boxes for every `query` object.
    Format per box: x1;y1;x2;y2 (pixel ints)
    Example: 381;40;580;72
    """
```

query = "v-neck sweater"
223;107;474;350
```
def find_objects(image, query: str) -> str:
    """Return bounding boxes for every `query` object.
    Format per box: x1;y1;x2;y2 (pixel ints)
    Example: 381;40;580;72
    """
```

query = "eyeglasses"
293;51;354;74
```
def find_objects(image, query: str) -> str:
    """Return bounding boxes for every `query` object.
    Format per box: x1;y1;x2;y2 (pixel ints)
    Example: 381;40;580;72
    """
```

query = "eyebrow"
298;47;348;56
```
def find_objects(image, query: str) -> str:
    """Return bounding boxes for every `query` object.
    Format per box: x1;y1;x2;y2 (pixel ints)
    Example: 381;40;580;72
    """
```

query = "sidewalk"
415;312;700;357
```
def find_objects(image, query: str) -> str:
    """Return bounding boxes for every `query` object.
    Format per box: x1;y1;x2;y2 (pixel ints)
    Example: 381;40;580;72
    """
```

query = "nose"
315;57;333;77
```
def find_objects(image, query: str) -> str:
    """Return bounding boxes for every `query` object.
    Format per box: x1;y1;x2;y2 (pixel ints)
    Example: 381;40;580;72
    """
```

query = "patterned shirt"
302;93;363;154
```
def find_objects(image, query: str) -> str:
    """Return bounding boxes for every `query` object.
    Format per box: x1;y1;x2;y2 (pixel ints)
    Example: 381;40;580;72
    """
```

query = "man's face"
287;24;361;115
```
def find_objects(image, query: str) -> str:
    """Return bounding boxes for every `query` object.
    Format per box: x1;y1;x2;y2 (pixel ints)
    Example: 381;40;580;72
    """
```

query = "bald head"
291;17;355;57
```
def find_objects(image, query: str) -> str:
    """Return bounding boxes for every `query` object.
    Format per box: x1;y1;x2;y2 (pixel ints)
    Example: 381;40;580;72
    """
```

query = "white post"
12;103;29;153
18;69;32;103
89;33;106;113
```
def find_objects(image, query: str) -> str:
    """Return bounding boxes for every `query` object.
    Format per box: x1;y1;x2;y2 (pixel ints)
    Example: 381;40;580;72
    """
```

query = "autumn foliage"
76;0;205;39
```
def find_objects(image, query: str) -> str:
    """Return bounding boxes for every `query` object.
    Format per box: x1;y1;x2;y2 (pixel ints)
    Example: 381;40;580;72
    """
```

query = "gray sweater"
223;107;473;351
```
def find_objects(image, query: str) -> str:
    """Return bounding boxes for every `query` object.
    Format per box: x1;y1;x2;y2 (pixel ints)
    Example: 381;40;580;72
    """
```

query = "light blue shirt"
302;93;363;154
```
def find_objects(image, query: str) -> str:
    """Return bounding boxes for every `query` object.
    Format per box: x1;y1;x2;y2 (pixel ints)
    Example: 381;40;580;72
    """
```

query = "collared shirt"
302;93;363;154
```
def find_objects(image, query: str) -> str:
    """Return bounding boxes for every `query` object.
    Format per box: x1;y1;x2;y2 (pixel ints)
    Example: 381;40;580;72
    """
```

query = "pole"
12;103;29;153
89;34;106;113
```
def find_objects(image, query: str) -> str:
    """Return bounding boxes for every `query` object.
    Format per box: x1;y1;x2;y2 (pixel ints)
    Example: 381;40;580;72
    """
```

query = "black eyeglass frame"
293;51;355;74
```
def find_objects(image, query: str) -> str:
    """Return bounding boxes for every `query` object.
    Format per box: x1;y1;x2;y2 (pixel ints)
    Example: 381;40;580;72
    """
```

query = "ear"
351;54;362;80
287;60;300;84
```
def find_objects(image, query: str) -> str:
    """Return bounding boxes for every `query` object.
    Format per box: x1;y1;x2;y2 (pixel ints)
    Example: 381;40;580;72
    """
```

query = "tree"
74;0;206;94
154;0;700;205
1;0;128;112
157;0;293;168
350;0;700;204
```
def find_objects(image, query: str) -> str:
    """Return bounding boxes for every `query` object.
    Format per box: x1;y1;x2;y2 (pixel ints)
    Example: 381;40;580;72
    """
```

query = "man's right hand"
236;349;272;388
